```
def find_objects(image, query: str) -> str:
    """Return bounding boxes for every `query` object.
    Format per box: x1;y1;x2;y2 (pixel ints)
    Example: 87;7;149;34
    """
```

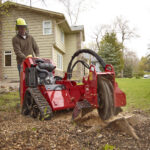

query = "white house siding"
1;7;55;80
64;33;77;72
55;23;65;53
0;4;84;81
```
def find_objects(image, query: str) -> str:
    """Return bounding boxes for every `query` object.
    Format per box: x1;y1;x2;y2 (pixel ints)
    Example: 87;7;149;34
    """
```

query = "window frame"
56;52;63;70
4;51;12;67
43;20;52;35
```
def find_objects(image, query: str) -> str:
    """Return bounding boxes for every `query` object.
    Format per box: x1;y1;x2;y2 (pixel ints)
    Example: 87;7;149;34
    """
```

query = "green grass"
116;78;150;112
0;92;20;111
0;79;150;113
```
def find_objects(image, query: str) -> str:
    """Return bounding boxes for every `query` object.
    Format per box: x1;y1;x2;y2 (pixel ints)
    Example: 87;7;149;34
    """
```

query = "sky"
8;0;150;58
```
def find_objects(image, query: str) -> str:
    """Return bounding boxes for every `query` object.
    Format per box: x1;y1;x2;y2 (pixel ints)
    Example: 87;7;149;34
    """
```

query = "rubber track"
27;87;53;120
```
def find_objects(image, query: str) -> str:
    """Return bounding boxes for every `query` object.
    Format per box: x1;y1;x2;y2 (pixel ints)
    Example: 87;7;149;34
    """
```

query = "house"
0;2;85;81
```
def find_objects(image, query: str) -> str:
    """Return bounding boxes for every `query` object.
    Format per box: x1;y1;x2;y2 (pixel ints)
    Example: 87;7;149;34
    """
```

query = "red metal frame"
20;57;126;111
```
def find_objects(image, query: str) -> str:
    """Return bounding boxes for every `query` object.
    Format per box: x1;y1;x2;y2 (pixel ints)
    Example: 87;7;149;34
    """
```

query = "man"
12;18;39;75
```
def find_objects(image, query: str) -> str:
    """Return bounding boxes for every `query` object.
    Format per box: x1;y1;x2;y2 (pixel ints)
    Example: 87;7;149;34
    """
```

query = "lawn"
0;78;150;113
0;92;20;111
116;78;150;112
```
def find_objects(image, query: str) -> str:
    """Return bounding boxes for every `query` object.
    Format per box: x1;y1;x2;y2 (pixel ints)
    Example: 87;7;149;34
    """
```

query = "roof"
70;25;85;40
3;1;64;19
2;1;85;40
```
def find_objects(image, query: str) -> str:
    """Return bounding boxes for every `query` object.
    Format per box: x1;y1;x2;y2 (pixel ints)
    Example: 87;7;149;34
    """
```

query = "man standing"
12;18;39;75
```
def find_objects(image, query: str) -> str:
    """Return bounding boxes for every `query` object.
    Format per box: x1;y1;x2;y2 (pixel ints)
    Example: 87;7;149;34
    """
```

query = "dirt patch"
0;110;150;150
0;80;19;93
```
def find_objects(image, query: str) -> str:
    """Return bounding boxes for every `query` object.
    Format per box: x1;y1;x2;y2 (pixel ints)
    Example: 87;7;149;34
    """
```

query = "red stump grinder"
20;49;126;120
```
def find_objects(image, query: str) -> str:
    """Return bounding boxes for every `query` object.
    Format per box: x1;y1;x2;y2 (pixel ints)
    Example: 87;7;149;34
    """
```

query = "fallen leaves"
0;110;150;150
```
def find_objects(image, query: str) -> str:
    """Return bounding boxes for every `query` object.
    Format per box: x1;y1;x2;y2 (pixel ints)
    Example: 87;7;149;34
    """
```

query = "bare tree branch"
92;25;111;50
57;0;94;25
57;0;73;25
9;0;47;7
73;0;85;25
41;0;46;6
114;16;139;47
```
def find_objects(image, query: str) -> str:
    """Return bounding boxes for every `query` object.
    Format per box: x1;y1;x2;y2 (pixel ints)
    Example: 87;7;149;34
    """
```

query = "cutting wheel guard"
72;100;94;120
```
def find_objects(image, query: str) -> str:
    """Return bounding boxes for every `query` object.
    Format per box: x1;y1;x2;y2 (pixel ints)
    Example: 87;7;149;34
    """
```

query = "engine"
25;58;56;87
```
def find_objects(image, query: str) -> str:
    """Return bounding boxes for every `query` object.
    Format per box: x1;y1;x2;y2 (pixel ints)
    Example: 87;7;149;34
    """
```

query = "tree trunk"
121;69;124;78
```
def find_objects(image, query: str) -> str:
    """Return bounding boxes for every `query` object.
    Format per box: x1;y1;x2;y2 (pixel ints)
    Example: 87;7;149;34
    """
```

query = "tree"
57;0;95;25
147;55;150;67
93;16;138;53
147;46;150;64
29;0;46;7
113;16;138;50
0;1;12;15
138;56;150;72
57;0;82;25
123;65;133;78
133;56;150;78
0;1;18;33
86;41;98;52
123;50;139;78
112;16;138;77
93;24;111;50
98;32;123;75
0;1;14;32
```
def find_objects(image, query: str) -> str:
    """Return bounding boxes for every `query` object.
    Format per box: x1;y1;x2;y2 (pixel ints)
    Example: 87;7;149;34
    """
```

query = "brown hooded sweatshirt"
12;34;39;65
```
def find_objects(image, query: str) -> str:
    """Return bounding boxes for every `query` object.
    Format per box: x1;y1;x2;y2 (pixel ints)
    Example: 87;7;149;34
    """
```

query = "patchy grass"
0;92;20;111
116;78;150;112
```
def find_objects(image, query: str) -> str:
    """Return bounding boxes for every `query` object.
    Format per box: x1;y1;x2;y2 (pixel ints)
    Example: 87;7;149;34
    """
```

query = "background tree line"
92;16;150;78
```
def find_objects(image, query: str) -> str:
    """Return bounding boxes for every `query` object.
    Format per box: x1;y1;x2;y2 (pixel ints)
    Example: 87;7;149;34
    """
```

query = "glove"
26;55;32;58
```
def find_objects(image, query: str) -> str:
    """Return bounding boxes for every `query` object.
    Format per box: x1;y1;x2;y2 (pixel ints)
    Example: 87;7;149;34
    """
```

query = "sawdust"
74;110;106;127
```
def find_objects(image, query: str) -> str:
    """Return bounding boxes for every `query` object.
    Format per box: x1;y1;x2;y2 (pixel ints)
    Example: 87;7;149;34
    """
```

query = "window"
4;51;12;66
43;21;52;35
61;30;64;43
57;53;63;70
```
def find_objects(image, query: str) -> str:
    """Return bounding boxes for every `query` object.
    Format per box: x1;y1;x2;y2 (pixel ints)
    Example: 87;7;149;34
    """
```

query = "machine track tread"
23;87;53;120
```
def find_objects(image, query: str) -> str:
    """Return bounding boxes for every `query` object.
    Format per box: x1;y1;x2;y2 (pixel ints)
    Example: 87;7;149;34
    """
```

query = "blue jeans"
17;64;21;77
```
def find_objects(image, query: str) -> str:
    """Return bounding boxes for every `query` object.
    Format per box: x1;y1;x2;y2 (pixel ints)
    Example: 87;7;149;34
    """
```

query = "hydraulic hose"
67;49;106;79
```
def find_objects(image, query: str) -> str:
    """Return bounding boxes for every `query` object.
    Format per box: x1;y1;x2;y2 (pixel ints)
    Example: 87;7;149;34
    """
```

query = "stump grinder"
20;49;126;120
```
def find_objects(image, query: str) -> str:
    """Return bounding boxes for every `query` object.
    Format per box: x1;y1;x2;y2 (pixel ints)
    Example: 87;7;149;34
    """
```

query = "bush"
123;65;133;78
133;71;144;79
